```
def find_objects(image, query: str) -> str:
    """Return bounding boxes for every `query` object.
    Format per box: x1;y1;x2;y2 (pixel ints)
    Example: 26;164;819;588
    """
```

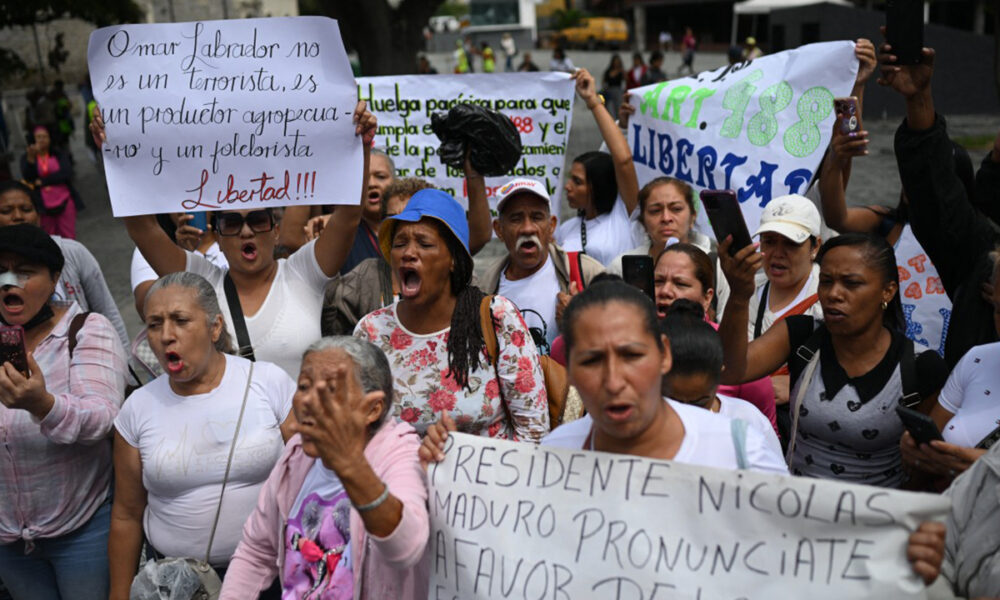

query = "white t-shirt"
556;197;641;267
747;263;823;340
186;240;330;377
114;355;294;565
938;341;1000;448
542;398;788;474
498;255;561;353
129;244;229;292
717;393;783;460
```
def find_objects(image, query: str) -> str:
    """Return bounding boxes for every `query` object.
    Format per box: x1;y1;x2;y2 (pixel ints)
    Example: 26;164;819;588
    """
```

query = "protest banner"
628;41;857;237
428;433;949;600
356;73;576;214
895;225;952;355
87;17;362;217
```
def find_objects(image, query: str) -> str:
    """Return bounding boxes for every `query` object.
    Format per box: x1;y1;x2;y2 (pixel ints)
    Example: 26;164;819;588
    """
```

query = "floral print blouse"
354;296;549;441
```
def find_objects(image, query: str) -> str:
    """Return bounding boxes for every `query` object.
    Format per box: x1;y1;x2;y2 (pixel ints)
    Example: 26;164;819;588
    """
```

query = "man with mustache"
477;178;604;354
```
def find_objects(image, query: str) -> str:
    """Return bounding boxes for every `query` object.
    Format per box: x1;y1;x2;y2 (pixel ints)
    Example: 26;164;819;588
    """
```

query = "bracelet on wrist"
354;483;390;513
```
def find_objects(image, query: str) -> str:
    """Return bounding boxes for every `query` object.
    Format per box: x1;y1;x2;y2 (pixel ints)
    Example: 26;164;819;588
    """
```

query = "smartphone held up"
834;97;862;135
700;189;753;256
886;0;924;65
0;324;29;377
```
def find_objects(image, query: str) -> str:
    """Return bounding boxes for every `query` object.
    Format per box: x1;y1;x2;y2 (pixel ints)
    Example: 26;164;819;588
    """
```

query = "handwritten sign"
87;17;362;216
895;224;952;355
356;73;575;214
628;41;857;237
428;433;949;599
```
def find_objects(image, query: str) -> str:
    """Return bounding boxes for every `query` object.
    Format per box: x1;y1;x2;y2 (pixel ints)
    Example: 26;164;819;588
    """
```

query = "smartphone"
700;189;753;256
886;0;924;65
0;325;29;377
834;97;861;135
622;255;655;301
896;405;943;445
186;211;209;231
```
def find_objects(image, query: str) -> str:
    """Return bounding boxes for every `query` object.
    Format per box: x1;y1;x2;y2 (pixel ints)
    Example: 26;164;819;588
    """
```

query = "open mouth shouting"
366;189;382;211
1;290;25;318
604;401;635;423
398;266;422;299
515;235;542;258
164;349;185;374
240;241;258;262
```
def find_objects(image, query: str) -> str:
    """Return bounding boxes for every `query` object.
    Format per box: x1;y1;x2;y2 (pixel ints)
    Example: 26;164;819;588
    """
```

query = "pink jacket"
220;420;430;600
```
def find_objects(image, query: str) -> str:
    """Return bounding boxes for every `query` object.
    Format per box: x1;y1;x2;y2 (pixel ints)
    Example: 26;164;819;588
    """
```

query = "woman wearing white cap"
748;194;825;341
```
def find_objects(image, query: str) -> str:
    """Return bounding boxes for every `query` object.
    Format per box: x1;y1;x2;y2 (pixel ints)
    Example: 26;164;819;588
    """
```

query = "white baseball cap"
495;178;550;214
754;194;821;244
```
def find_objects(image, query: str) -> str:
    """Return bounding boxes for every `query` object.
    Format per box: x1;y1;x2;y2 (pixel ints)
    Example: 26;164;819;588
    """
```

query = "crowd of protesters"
2;28;1000;600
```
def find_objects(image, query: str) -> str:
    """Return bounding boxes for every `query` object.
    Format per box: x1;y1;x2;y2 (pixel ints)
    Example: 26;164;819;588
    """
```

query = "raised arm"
818;124;882;233
464;155;492;255
717;238;791;384
573;68;639;215
311;99;376;277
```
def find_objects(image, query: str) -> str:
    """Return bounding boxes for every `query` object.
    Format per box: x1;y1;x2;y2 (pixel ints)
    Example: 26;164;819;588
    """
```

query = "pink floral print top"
354;296;549;441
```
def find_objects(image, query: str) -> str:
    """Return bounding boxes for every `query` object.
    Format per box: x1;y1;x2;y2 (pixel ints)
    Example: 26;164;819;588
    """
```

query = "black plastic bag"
431;103;523;176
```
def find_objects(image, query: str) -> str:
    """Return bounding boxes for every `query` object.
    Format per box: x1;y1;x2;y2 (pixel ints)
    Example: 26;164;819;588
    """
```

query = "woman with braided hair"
354;189;549;440
555;68;642;267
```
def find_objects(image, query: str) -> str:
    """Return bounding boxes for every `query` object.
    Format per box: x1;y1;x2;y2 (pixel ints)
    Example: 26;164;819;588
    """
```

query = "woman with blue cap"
354;189;549;441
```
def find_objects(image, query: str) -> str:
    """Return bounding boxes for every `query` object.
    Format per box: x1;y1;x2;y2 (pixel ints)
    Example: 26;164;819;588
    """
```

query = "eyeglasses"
213;210;275;236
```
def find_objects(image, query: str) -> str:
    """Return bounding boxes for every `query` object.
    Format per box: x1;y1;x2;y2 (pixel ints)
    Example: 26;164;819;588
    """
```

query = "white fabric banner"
428;433;949;599
895;224;952;355
628;41;858;236
356;73;576;214
87;16;362;216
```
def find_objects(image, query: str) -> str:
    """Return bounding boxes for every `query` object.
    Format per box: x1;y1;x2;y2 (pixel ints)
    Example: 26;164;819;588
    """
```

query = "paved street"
5;49;999;343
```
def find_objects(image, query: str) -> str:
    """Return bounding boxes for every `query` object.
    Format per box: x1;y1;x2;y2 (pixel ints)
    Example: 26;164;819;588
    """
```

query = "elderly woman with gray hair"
220;336;429;600
108;272;296;600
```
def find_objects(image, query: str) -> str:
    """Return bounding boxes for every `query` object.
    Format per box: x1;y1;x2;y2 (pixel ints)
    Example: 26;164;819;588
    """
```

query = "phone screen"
0;325;29;377
886;0;924;65
700;190;753;256
834;97;861;134
622;255;655;301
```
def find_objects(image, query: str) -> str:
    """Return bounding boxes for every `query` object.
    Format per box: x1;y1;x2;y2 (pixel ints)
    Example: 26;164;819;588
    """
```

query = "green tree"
302;0;446;76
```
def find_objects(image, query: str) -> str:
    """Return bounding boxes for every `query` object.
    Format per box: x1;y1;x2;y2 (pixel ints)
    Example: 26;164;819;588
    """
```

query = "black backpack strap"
753;282;769;339
68;312;91;358
898;340;920;408
223;273;255;361
788;325;825;391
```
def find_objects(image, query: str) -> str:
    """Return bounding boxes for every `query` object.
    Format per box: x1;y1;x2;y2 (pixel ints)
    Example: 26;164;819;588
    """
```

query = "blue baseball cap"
378;188;470;261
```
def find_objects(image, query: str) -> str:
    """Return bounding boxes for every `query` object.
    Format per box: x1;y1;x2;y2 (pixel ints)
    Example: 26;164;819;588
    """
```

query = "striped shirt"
0;303;126;547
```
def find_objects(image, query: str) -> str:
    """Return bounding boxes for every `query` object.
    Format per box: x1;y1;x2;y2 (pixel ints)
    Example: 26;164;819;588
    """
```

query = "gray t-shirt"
52;236;129;349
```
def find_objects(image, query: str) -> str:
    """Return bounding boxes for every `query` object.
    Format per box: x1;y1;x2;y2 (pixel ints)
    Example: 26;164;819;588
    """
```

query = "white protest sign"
356;73;575;214
87;17;362;217
428;433;949;600
628;41;857;236
895;224;952;355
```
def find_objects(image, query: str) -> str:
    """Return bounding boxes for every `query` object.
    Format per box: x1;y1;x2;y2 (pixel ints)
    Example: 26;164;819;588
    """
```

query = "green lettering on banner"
682;87;716;129
783;86;833;157
640;81;669;119
661;85;691;124
718;69;763;139
747;81;793;147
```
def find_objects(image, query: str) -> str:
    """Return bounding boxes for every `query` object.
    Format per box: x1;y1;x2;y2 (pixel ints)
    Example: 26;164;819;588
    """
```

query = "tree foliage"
303;0;445;76
0;0;144;28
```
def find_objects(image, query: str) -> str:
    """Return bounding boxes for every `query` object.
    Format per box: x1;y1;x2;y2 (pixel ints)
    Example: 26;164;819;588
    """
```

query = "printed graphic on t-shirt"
283;491;353;599
519;307;551;355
